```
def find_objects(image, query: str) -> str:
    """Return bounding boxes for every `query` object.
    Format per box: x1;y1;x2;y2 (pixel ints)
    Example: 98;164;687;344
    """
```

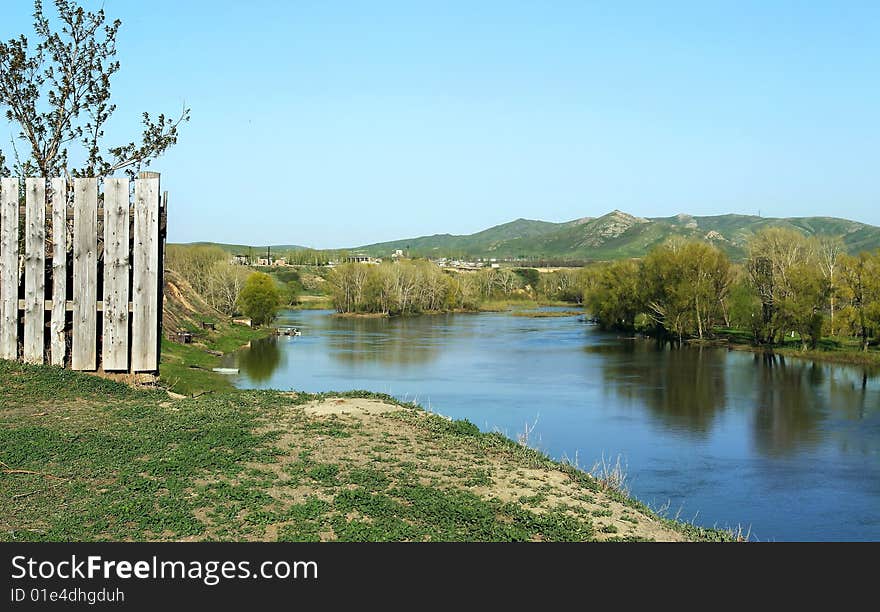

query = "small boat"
276;326;302;336
212;368;239;374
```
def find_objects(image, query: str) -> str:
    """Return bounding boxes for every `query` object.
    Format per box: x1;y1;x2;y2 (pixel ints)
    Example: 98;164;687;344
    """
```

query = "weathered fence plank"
72;178;98;371
102;178;130;370
132;175;160;372
0;178;19;360
3;175;165;373
23;178;46;363
50;178;67;366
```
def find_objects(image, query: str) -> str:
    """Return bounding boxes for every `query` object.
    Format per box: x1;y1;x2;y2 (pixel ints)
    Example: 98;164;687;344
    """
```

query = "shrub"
237;272;282;326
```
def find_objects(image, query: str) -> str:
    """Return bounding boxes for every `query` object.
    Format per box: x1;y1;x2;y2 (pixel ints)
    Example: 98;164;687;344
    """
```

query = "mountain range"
352;210;880;261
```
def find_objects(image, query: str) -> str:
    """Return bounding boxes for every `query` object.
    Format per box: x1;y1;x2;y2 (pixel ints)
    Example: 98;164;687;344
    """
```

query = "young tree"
814;236;844;336
838;252;880;351
583;259;643;330
642;240;732;341
780;261;828;350
746;228;813;344
237;273;282;326
165;245;227;297
206;261;250;316
0;0;189;177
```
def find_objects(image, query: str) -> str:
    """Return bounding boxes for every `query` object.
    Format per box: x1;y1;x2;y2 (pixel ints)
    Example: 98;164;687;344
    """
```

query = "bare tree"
814;236;843;336
0;0;189;178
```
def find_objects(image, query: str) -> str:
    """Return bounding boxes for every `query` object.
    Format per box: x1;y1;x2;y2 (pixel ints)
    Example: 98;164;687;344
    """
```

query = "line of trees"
326;261;538;315
580;230;880;351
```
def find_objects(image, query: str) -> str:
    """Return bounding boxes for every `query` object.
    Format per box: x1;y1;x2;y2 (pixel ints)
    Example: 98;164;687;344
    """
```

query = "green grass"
476;298;574;312
159;322;269;395
0;361;737;542
714;328;880;367
510;310;584;318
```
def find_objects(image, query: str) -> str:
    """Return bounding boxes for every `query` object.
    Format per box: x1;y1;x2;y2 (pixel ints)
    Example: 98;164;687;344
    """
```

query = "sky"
2;1;879;248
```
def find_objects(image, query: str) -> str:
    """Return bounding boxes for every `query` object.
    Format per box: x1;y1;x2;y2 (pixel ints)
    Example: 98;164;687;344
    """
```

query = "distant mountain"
183;242;309;255
353;211;880;261
349;218;566;258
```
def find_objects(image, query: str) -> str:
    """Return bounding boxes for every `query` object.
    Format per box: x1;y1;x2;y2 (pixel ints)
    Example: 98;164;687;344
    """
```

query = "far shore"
296;304;879;367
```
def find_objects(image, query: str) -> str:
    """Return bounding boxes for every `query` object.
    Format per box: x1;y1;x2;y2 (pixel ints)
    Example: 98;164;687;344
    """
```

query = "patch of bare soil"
219;397;689;542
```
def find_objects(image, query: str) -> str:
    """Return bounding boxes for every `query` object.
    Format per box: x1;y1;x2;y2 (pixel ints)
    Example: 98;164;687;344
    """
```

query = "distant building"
231;254;249;265
271;258;287;266
391;249;404;259
257;257;271;266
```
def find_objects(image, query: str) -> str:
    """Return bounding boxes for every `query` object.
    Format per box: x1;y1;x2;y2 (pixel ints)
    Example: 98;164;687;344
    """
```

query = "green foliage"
327;260;501;315
237;273;282;326
577;226;880;351
513;268;540;290
837;252;880;350
538;268;590;303
167;245;252;316
727;280;764;341
641;240;733;340
0;0;189;177
583;259;643;330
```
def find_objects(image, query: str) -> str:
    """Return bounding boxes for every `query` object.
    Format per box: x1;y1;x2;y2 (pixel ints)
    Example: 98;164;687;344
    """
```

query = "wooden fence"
0;174;167;373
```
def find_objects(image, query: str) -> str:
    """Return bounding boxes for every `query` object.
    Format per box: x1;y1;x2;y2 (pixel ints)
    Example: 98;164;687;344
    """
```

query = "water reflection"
593;340;879;458
237;337;284;382
592;340;727;437
324;316;444;367
751;353;823;456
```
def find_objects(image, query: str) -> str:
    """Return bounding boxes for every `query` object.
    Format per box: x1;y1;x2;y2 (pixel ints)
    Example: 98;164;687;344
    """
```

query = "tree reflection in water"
325;316;444;367
591;340;727;437
592;339;878;457
751;353;824;456
237;337;284;382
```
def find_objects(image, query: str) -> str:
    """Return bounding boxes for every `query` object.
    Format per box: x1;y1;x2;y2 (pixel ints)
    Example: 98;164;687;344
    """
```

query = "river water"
225;308;880;541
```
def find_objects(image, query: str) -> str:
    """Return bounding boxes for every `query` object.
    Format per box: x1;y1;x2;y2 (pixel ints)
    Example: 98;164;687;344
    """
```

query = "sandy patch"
303;398;403;417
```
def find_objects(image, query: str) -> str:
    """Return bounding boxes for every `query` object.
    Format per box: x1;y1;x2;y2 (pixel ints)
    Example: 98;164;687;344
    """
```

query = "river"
224;308;880;541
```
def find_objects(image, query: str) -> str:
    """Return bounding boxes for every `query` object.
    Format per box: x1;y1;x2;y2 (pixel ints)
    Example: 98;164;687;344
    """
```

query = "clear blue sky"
3;1;879;248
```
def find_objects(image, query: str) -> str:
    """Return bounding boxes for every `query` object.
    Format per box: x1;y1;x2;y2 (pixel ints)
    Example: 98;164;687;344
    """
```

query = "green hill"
350;218;567;258
355;211;880;261
183;242;309;255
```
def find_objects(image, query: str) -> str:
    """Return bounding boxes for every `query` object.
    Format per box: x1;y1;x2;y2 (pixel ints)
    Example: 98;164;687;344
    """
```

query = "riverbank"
714;329;880;367
0;361;734;542
159;321;272;396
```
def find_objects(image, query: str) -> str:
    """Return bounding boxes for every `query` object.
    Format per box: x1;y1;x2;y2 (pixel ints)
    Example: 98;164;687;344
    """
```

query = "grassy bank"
0;361;734;542
715;328;880;367
291;294;334;310
160;320;270;396
477;298;575;312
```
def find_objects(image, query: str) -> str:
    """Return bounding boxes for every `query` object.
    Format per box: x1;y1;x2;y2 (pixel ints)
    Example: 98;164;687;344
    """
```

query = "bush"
237;273;282;326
